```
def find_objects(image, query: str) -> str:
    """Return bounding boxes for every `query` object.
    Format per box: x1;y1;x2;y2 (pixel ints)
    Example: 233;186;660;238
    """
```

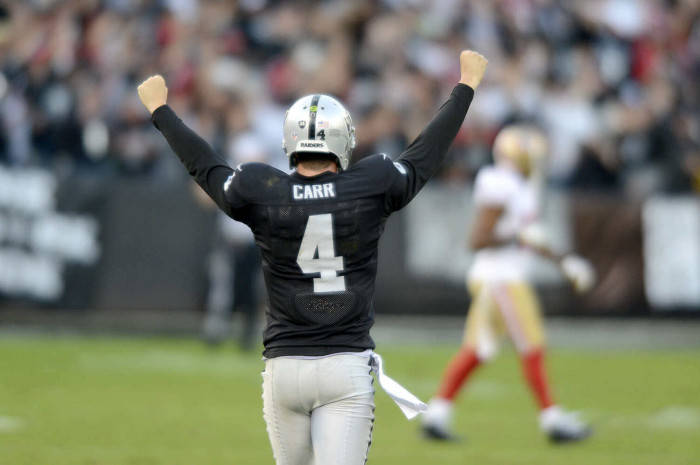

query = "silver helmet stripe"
308;94;320;140
283;93;354;170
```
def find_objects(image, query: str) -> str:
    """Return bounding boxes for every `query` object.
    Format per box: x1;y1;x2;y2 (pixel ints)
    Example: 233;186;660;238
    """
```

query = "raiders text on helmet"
282;94;356;170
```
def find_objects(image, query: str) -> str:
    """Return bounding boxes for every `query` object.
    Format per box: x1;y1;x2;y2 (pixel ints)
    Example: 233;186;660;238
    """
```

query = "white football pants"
262;353;375;465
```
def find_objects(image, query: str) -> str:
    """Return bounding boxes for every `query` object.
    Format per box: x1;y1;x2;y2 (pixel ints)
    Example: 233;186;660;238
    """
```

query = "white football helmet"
282;94;356;170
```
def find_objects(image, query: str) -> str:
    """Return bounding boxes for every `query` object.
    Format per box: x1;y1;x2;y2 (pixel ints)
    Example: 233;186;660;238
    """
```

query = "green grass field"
1;335;699;465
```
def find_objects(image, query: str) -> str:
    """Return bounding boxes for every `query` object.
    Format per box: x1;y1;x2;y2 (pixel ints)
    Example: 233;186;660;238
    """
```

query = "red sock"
436;347;481;401
521;348;554;410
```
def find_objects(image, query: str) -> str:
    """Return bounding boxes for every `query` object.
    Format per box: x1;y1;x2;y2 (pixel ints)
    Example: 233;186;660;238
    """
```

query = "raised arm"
386;50;487;211
137;75;243;216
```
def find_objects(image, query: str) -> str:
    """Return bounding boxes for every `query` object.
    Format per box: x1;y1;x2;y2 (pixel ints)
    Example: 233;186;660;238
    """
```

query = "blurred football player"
138;51;487;465
421;125;596;444
201;134;266;350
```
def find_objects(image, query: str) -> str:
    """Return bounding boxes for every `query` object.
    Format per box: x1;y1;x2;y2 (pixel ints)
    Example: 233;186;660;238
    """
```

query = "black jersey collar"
291;169;338;181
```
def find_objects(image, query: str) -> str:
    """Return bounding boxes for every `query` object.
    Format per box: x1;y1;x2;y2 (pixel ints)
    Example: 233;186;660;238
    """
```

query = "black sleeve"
151;105;247;216
385;84;474;212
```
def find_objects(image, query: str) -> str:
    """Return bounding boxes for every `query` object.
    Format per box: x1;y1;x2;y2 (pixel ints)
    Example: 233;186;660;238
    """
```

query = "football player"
421;125;595;444
137;50;487;465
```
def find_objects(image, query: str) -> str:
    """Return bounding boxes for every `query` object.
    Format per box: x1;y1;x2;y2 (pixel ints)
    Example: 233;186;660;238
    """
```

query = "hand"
458;50;488;90
560;254;596;293
137;75;168;114
518;222;549;250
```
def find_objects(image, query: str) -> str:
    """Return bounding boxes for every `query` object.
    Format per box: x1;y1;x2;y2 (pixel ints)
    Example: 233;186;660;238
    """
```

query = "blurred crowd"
1;0;699;196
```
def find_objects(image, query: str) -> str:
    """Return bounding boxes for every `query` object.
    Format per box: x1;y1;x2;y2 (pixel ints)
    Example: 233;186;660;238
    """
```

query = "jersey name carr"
293;183;336;200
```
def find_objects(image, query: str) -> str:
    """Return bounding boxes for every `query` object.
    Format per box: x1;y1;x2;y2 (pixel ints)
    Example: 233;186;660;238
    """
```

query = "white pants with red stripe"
262;353;375;465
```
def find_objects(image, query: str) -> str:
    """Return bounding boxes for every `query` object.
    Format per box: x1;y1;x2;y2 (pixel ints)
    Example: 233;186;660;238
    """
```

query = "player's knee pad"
474;344;498;362
519;345;544;358
465;337;498;362
468;323;499;362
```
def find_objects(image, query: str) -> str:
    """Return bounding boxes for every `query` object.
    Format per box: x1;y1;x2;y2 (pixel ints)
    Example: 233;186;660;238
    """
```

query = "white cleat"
540;406;592;444
421;398;460;442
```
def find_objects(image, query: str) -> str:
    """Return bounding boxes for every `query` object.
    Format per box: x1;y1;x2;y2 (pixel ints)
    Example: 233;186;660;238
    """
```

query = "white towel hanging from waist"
369;352;427;420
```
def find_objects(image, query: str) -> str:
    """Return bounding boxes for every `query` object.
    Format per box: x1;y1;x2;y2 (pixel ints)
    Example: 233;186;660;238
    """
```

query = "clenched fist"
458;50;488;90
560;254;596;293
137;75;168;114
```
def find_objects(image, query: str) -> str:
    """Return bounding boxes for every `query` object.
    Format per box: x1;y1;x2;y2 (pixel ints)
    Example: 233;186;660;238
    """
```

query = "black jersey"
152;84;474;357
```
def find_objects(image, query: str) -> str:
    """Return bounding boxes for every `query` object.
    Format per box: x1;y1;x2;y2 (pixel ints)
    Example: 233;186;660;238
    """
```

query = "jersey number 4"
297;214;346;293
